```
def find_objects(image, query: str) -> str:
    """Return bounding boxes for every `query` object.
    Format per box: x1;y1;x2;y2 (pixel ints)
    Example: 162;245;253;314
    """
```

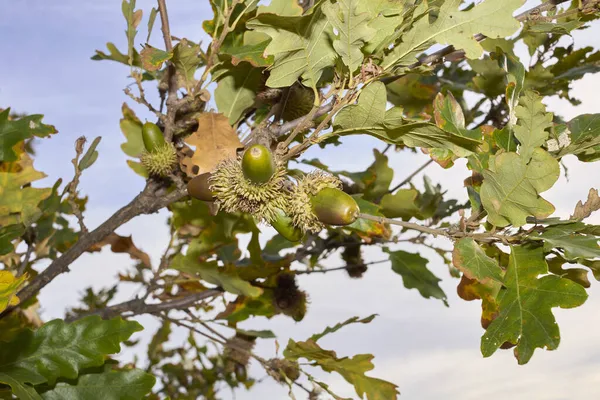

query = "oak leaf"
181;112;242;176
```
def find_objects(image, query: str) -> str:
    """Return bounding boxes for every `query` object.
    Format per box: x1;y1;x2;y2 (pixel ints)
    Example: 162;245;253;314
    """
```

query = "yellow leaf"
181;112;242;176
0;271;28;312
0;153;51;226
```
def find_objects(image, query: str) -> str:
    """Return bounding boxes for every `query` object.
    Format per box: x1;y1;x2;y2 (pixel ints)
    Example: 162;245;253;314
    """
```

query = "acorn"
271;208;304;242
241;144;275;184
273;273;308;322
288;171;351;232
142;121;165;152
267;358;301;383
281;85;315;122
310;187;359;226
209;157;288;222
187;173;215;202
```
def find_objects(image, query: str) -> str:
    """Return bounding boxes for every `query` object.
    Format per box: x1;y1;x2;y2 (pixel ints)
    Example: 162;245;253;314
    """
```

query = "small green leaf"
146;7;158;43
310;314;377;342
0;109;57;162
91;42;142;67
40;369;155;400
534;223;600;261
347;195;391;240
78;137;102;171
557;113;600;162
452;238;504;283
122;0;143;66
119;103;144;158
0;224;25;256
385;248;447;305
481;245;588;364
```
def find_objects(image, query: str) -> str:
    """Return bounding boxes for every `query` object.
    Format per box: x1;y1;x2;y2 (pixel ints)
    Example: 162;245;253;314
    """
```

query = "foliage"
1;0;600;398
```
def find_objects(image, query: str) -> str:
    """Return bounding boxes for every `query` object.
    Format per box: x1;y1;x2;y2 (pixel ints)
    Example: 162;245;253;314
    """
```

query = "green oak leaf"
215;62;263;124
452;238;504;283
480;149;559;227
514;91;553;161
0;224;25;256
284;339;399;400
0;316;142;397
357;0;406;53
332;82;481;155
258;0;303;16
139;45;172;72
382;0;525;70
323;0;376;74
310;314;377;342
119;103;145;159
40;369;155;400
91;42;142;67
0;109;57;162
557;113;600;162
534;223;600;261
222;41;273;67
481;245;588;364
172;39;202;92
246;8;336;88
384;248;447;305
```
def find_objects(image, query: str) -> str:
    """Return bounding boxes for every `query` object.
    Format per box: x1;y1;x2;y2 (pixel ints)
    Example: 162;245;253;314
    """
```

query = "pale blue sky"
1;1;600;399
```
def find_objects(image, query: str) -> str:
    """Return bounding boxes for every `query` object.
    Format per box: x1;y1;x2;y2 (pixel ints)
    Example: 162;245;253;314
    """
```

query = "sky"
1;1;599;399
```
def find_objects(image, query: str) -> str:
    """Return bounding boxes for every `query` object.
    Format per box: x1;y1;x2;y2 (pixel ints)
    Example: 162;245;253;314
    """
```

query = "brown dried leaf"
571;188;600;220
88;233;151;267
181;112;242;176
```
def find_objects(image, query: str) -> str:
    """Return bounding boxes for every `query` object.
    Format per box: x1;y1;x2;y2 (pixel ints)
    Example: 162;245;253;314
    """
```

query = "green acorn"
311;187;359;226
281;85;315;122
140;142;177;177
288;171;344;232
142;121;165;152
187;173;215;202
241;144;275;184
209;157;288;222
271;208;304;242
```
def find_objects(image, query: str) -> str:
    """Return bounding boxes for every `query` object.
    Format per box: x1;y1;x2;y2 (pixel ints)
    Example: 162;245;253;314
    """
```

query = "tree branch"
157;0;179;142
2;181;188;318
388;159;433;193
66;289;222;322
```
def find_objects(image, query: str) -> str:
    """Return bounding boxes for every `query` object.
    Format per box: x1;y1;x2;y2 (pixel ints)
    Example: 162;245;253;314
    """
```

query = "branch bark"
2;181;188;318
66;289;223;322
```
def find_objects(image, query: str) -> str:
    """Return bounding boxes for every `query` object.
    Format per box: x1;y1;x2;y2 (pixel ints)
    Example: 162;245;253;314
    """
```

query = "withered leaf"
88;233;151;267
181;112;242;176
571;188;600;220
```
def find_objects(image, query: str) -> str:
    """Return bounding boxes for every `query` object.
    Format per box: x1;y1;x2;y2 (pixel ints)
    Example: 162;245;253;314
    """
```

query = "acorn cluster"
187;144;360;237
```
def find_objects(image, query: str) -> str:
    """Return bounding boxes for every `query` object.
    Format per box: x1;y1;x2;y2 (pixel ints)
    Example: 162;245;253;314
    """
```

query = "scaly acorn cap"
187;172;215;202
288;171;343;233
310;187;359;226
281;85;315;122
209;157;288;222
271;208;304;242
140;142;177;177
241;144;275;184
142;122;166;153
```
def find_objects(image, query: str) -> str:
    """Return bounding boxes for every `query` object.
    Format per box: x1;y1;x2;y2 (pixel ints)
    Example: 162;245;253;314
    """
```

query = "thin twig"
294;259;389;275
388;159;434;193
17;242;34;277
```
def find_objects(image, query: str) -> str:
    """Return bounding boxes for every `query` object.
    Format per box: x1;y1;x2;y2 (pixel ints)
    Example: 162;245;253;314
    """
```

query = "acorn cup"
271;208;304;242
241;144;275;184
187;173;215;202
310;187;359;226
